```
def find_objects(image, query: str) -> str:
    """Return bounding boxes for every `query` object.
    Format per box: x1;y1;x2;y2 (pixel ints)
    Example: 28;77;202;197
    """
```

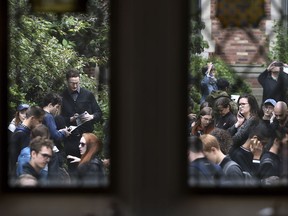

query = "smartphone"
238;112;245;118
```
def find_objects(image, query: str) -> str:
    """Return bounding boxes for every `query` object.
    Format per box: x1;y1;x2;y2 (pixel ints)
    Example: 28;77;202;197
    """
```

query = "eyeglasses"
238;103;249;107
39;152;52;159
79;142;86;147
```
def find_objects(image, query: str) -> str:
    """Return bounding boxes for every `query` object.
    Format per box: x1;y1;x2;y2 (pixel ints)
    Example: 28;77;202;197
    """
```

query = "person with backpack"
229;123;271;182
9;105;45;184
255;128;286;185
205;78;238;115
200;134;246;186
188;135;223;187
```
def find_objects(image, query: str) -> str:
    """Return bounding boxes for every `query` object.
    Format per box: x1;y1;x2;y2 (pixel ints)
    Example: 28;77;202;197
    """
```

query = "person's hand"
59;127;71;137
102;158;110;168
70;113;79;122
188;113;197;120
270;111;275;124
79;111;94;122
206;62;213;75
267;61;277;71
67;155;81;163
235;112;245;128
250;136;263;160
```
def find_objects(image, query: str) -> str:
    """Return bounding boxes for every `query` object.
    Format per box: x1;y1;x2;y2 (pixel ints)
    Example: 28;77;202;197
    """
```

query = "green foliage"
189;55;251;113
189;19;209;55
268;21;288;64
8;0;110;122
188;13;251;114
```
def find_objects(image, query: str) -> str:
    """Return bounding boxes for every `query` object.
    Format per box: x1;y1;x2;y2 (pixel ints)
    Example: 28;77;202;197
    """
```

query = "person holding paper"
60;69;102;177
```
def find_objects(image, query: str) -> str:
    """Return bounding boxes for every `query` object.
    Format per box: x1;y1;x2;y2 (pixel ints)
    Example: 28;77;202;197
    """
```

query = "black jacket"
77;156;107;186
61;87;102;134
9;125;31;177
258;69;286;103
188;157;224;186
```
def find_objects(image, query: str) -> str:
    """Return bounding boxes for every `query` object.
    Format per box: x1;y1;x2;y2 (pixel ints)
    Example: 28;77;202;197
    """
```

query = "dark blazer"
61;87;102;134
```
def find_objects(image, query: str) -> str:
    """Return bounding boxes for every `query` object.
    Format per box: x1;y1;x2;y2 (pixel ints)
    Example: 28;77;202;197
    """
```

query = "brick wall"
209;0;271;65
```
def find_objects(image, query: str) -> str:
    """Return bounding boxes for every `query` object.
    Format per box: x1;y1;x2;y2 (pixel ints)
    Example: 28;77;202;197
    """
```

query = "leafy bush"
8;0;110;150
188;55;251;113
8;0;110;123
268;21;288;64
188;15;251;114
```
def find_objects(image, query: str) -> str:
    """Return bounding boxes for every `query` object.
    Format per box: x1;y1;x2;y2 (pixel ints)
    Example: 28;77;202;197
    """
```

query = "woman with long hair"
191;107;214;136
67;133;107;186
228;93;260;154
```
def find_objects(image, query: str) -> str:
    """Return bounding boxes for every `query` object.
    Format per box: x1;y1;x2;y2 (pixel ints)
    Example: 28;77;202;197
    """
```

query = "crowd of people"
8;69;109;187
188;61;288;187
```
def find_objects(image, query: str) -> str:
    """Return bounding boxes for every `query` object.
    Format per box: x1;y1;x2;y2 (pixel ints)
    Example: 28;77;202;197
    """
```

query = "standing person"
200;62;218;104
200;134;245;186
9;105;45;181
17;136;54;187
258;61;287;103
41;92;71;183
214;97;237;130
187;135;223;187
256;133;282;185
61;69;102;177
67;133;107;187
227;94;260;154
190;107;214;136
230;122;271;178
8;103;29;135
260;98;276;128
16;124;50;178
42;92;70;144
271;101;288;134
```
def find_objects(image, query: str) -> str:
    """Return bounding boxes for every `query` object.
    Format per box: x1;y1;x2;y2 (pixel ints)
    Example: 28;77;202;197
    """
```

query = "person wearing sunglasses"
17;136;54;187
67;133;107;186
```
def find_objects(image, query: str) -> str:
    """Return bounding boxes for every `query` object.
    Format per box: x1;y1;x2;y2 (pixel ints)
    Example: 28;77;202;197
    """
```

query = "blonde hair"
200;134;220;152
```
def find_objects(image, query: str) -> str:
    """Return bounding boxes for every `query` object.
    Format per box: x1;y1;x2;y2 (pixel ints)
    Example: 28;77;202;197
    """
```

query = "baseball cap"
264;99;276;107
17;104;30;111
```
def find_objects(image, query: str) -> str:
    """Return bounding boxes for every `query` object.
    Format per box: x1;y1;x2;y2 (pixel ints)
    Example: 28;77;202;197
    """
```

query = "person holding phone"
227;94;260;155
258;61;288;103
200;62;218;104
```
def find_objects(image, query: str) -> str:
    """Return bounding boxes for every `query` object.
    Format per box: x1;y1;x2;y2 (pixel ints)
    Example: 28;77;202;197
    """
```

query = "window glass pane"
188;0;288;188
8;0;111;188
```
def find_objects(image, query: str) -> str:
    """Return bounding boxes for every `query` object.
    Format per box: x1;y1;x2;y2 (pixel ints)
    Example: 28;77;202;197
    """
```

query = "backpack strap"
223;160;240;174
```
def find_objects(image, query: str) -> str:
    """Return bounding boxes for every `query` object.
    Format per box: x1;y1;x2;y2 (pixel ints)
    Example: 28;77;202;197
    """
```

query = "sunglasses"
80;142;86;147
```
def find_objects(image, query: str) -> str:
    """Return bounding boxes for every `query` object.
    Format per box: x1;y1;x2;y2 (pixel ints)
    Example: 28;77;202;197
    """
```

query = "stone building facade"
200;0;286;103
